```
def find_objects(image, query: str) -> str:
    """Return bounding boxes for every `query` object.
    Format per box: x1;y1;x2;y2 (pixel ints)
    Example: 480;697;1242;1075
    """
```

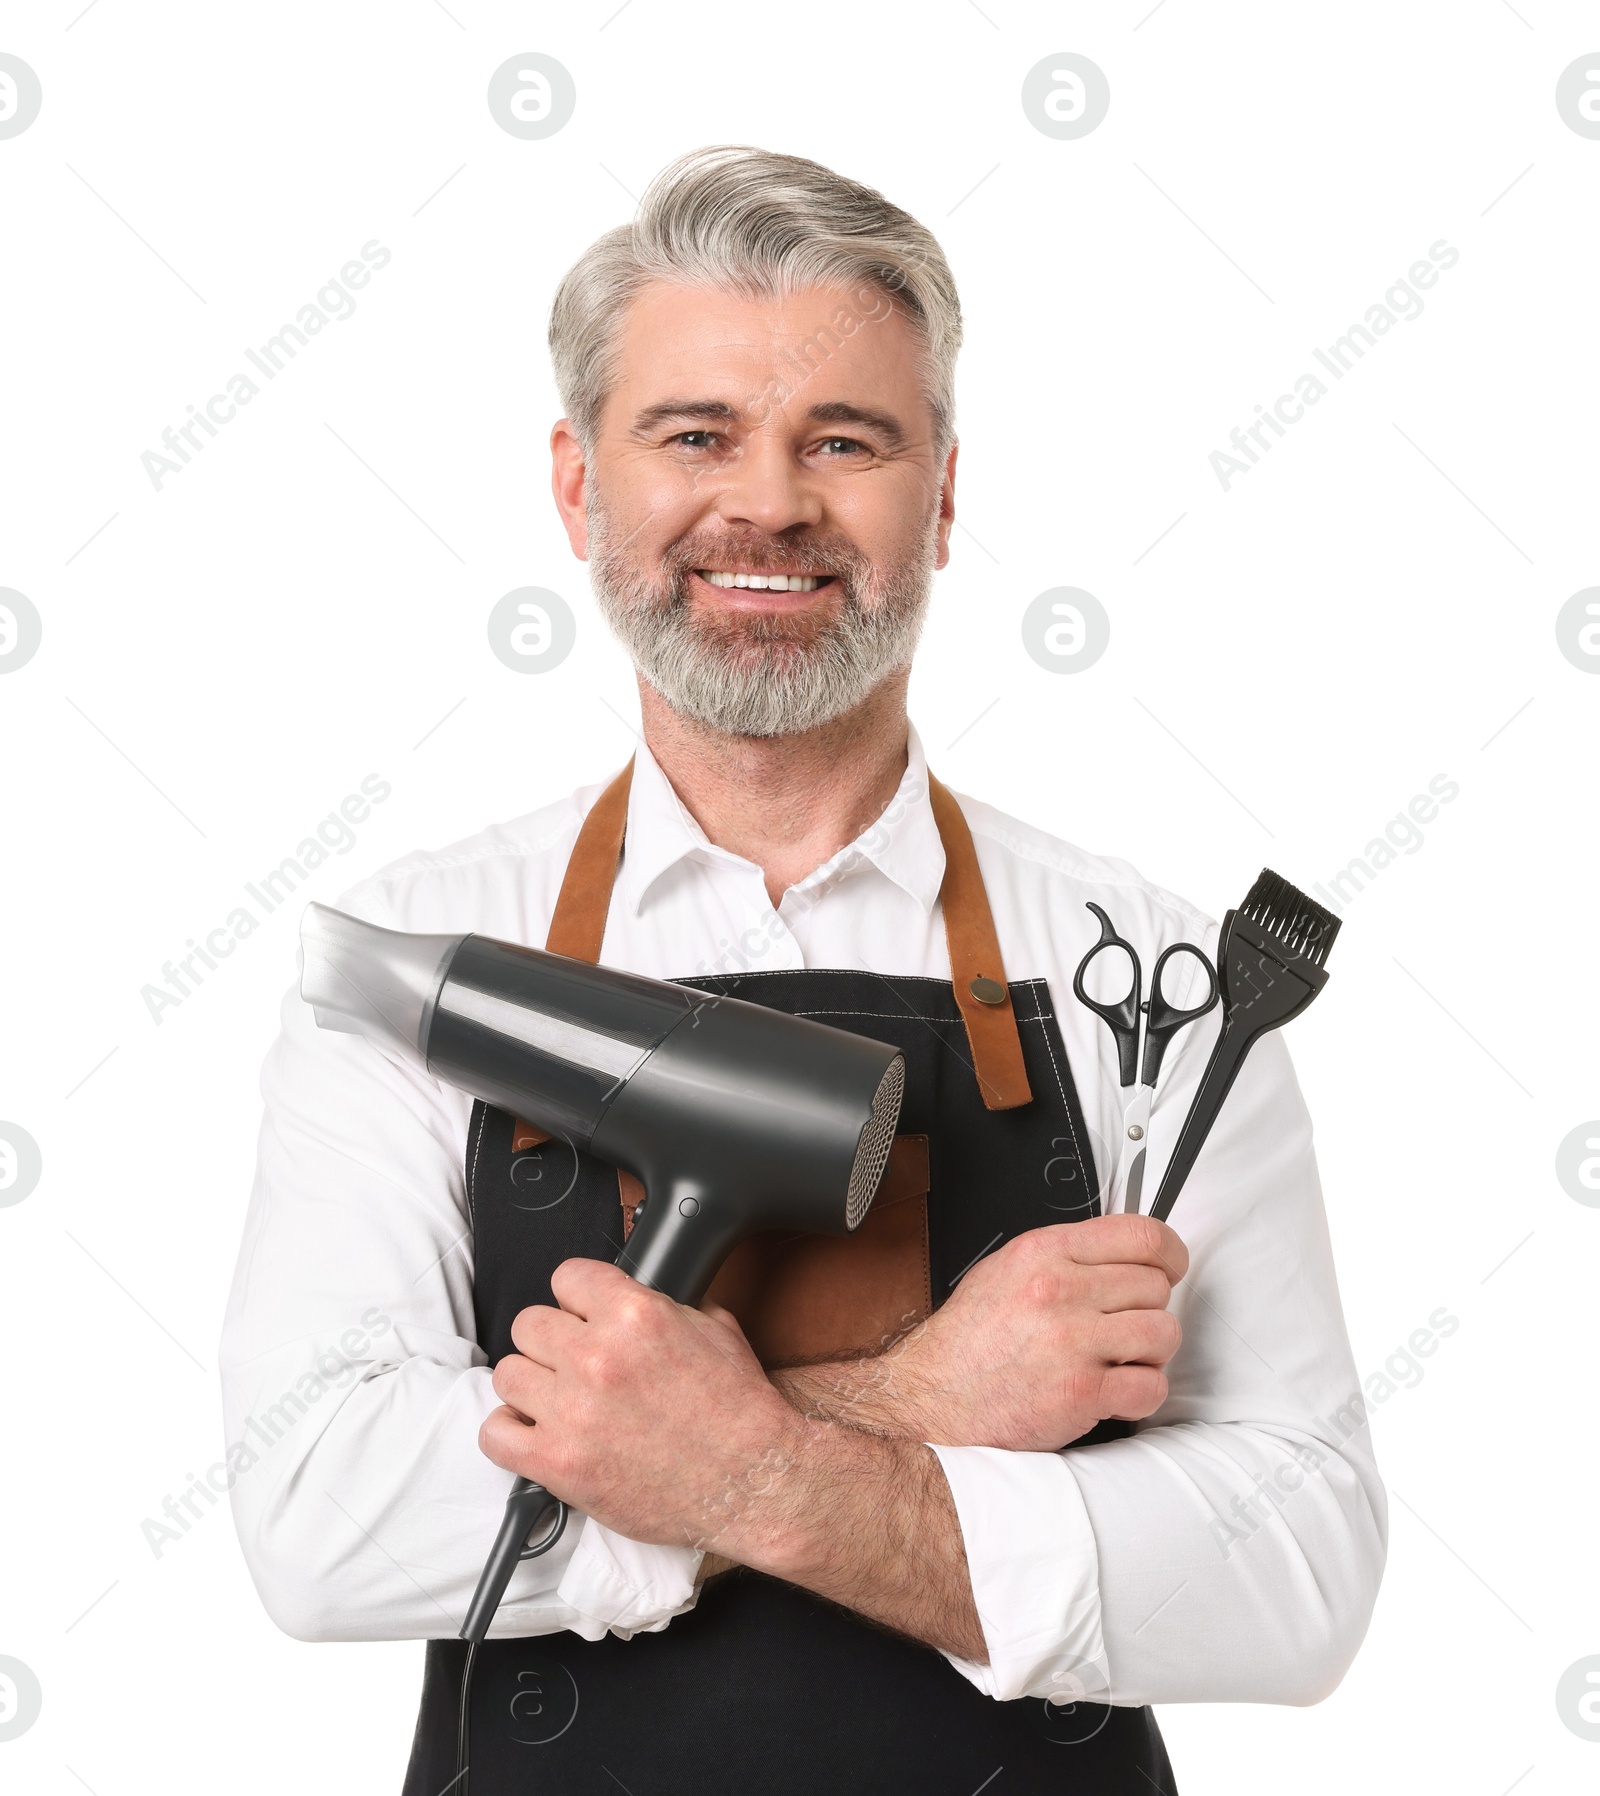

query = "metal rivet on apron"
969;976;1006;1006
678;1196;700;1217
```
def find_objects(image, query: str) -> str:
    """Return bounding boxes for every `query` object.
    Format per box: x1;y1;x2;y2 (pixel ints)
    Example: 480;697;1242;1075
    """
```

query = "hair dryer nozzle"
299;903;464;1066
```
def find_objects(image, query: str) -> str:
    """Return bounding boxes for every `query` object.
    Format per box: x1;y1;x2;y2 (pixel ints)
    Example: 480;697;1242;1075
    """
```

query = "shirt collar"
614;723;946;918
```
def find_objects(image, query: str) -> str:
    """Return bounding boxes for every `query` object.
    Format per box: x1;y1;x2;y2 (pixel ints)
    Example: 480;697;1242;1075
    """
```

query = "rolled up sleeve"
928;1443;1105;1701
926;1020;1386;1706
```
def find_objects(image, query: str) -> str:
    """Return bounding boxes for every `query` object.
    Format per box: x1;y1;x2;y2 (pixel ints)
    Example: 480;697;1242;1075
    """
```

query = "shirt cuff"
928;1443;1107;1703
554;1515;705;1639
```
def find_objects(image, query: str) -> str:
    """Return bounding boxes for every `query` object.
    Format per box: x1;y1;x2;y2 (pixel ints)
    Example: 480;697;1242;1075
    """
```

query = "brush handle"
1146;1022;1259;1223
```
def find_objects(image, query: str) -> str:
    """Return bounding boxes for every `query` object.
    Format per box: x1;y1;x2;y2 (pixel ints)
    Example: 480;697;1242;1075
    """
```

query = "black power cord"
457;1499;569;1796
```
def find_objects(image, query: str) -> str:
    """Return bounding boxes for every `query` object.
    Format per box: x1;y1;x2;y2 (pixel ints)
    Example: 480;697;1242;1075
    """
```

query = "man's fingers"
1097;1364;1170;1422
1063;1214;1189;1284
479;1401;543;1474
479;1402;576;1491
491;1352;557;1418
509;1302;585;1366
548;1255;641;1319
1090;1263;1175;1316
1093;1307;1182;1369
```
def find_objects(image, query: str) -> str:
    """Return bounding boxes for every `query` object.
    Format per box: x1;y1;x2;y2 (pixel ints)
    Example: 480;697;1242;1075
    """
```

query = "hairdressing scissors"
1072;903;1220;1215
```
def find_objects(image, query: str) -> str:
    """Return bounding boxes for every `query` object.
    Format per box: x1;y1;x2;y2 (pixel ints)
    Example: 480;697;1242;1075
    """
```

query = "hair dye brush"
1147;871;1340;1224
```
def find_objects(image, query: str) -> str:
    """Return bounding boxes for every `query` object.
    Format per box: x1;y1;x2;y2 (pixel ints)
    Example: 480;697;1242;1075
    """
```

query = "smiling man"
221;146;1385;1796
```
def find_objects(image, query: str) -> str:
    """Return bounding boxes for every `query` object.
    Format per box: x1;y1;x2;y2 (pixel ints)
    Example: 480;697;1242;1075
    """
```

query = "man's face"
551;279;957;737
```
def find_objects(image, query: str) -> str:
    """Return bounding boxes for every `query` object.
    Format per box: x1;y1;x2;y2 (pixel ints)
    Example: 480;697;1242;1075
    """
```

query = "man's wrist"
702;1406;830;1578
770;1339;938;1440
700;1403;989;1665
709;1407;924;1585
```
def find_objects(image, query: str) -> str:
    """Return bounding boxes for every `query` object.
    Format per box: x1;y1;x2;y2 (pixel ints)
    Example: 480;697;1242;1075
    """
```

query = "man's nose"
710;433;824;535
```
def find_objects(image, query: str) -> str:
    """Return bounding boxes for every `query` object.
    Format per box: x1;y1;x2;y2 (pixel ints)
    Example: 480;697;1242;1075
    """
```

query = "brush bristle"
1238;869;1341;969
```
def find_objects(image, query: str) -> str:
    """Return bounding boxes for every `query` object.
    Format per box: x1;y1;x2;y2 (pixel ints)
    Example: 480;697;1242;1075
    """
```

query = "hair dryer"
297;903;906;1645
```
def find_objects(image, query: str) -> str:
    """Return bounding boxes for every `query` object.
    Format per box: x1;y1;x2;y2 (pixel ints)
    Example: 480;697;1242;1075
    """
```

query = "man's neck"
637;673;912;907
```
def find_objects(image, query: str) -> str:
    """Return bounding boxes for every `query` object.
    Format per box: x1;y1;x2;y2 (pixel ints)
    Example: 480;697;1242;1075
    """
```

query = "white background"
1;2;1595;1792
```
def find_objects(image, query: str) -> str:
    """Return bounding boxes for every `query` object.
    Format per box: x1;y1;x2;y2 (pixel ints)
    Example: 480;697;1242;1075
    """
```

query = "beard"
586;494;937;739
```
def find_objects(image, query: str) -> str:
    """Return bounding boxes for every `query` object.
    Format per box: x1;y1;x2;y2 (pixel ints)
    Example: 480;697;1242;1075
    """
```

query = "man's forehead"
606;278;929;428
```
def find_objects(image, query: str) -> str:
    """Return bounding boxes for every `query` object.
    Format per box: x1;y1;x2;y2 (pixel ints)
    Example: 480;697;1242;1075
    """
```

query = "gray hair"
548;145;962;452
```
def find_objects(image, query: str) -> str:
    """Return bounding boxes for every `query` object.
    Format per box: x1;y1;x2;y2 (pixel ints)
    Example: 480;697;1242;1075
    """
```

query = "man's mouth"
694;569;834;592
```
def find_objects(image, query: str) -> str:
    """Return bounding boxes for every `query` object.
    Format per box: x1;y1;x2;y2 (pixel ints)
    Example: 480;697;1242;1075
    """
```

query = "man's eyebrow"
803;402;907;448
631;399;740;432
629;396;910;447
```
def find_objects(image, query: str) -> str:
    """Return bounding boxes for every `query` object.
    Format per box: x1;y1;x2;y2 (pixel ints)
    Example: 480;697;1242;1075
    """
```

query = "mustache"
657;529;869;583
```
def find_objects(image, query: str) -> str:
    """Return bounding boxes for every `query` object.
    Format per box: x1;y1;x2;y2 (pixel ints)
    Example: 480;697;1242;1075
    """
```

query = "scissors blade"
1123;1144;1149;1215
1115;1086;1154;1215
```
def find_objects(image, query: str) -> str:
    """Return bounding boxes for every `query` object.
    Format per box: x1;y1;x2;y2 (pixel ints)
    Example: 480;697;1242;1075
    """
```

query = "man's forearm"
770;1350;932;1438
711;1410;988;1664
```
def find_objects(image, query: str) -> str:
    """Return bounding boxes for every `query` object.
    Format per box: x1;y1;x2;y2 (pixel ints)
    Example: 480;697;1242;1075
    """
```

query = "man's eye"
814;436;867;456
672;430;719;450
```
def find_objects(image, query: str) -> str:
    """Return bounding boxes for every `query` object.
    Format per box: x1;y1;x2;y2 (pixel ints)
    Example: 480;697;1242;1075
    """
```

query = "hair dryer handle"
460;1477;567;1644
614;1179;744;1306
458;1190;702;1650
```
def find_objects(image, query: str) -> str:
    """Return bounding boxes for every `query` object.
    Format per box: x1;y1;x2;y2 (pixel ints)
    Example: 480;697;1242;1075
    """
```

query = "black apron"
402;766;1176;1796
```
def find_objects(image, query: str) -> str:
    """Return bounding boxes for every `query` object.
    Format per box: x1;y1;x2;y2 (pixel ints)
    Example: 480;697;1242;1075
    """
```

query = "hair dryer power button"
678;1196;701;1217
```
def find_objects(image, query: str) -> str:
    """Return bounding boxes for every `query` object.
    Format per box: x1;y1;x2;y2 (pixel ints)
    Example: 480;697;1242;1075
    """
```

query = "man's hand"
480;1258;989;1660
477;1215;1185;1665
773;1214;1188;1451
482;1259;804;1553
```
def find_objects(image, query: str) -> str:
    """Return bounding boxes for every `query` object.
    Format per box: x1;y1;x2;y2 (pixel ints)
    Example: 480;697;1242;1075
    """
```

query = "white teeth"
699;571;823;591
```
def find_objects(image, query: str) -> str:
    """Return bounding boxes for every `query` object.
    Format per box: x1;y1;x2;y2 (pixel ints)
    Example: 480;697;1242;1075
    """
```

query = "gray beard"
586;498;936;739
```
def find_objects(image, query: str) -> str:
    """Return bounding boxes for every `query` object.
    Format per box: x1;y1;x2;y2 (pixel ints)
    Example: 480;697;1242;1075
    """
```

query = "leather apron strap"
544;758;635;961
924;772;1032;1111
543;755;1032;1111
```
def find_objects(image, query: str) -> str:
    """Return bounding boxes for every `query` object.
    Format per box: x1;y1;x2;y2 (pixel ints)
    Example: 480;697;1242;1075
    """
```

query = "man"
221;146;1384;1794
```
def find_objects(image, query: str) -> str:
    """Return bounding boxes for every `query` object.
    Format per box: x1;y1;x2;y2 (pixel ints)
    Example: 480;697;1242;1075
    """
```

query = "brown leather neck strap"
544;755;1032;1112
544;758;636;961
925;773;1033;1111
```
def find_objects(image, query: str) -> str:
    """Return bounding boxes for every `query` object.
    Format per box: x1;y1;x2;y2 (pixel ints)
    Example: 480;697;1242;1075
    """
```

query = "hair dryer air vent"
847;1055;903;1229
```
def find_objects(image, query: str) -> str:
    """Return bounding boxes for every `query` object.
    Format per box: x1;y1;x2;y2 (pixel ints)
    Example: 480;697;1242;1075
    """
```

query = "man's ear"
550;419;590;560
933;438;958;572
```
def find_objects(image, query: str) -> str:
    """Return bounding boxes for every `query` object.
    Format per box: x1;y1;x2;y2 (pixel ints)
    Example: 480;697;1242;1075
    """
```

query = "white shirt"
219;725;1385;1706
